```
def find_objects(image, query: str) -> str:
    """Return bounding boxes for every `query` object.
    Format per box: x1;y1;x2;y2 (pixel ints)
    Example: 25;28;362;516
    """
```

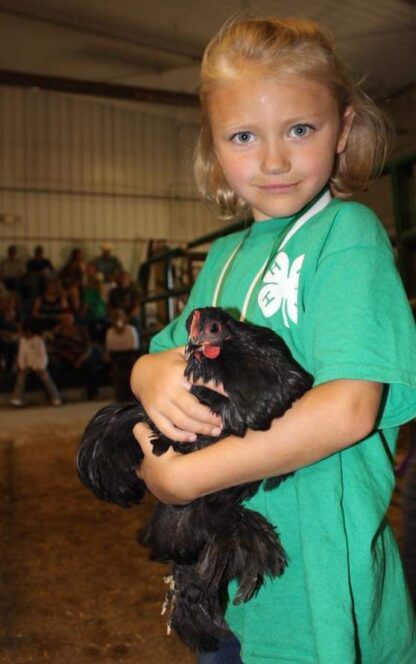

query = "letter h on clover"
258;251;305;328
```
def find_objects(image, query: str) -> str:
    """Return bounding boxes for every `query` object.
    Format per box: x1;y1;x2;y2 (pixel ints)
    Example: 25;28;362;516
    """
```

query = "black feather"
76;307;312;650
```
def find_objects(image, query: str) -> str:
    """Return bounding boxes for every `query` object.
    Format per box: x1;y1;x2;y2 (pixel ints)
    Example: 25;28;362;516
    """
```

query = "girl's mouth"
258;182;298;191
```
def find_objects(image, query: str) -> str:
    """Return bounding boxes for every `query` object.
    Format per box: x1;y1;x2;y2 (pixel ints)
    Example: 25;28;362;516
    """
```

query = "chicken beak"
185;340;202;361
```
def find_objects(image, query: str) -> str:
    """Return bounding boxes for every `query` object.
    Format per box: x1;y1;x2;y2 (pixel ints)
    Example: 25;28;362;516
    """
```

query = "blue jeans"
402;421;416;609
197;636;242;664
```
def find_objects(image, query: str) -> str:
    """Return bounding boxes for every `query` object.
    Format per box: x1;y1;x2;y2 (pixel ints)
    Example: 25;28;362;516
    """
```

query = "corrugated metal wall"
0;86;219;274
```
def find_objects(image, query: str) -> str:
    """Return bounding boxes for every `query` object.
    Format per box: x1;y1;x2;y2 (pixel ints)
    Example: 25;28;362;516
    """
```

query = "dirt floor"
0;400;410;664
0;401;194;664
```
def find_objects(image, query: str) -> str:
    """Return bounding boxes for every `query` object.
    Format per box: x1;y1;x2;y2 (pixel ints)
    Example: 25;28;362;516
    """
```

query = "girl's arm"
134;379;383;504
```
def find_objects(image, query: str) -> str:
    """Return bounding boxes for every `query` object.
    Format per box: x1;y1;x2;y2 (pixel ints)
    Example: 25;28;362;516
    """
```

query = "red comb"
189;310;201;340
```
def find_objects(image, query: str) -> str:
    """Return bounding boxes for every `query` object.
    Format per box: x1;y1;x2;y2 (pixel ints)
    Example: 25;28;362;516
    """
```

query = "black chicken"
77;307;312;650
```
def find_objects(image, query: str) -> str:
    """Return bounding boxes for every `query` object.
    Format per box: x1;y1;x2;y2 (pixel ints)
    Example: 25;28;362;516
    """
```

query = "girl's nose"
260;142;290;175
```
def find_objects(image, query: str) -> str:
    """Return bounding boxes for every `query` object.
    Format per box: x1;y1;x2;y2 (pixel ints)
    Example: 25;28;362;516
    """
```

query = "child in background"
131;17;416;664
105;308;139;401
10;317;62;407
0;293;20;371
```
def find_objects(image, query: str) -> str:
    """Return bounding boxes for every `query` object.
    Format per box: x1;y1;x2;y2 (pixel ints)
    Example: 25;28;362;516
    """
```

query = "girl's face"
209;74;354;220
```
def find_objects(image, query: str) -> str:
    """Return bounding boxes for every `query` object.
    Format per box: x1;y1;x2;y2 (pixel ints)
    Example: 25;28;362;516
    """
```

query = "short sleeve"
303;234;416;429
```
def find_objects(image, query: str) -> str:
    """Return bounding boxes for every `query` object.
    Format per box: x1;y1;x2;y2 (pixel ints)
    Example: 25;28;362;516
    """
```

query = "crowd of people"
0;243;141;405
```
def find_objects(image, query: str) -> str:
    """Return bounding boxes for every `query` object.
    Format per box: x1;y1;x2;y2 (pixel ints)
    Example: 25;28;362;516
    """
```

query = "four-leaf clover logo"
257;251;304;327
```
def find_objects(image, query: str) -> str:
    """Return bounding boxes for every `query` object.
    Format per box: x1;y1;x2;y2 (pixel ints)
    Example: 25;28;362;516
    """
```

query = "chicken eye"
209;323;219;335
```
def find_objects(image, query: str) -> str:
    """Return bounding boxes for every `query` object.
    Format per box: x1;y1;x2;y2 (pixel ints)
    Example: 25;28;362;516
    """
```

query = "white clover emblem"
257;251;304;327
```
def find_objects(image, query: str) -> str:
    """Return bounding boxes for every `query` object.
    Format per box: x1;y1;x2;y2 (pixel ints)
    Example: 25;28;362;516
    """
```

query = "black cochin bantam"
76;307;312;651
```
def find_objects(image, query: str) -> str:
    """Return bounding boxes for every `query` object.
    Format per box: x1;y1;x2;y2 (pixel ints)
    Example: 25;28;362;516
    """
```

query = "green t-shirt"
150;196;416;663
82;288;106;320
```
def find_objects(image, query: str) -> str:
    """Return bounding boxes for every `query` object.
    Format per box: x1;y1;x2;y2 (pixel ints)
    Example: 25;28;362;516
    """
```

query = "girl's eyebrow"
282;111;327;122
227;124;257;131
220;109;328;126
216;123;258;134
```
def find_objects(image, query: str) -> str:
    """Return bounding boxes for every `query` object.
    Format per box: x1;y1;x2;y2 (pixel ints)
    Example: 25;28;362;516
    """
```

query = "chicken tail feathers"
76;401;146;508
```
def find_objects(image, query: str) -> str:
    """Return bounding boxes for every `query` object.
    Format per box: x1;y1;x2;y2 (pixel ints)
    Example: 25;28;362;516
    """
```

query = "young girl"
10;317;62;407
131;17;416;664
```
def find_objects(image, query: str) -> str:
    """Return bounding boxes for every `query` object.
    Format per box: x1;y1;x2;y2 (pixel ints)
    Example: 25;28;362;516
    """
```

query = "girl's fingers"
133;422;154;451
163;400;222;438
177;396;222;429
133;422;153;478
146;392;222;441
150;407;221;443
131;347;223;440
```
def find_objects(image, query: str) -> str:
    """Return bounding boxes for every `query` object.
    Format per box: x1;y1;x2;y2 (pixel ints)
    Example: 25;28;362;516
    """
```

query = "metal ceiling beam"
0;69;199;107
0;5;201;62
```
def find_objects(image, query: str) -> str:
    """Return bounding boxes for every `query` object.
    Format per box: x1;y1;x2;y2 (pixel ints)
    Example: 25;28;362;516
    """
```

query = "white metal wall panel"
0;86;217;274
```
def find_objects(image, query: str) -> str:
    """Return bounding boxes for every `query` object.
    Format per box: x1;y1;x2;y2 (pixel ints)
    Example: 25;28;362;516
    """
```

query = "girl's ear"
336;106;355;154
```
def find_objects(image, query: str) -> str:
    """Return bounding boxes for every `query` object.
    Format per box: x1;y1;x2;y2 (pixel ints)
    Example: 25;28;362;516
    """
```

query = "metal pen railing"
138;218;252;344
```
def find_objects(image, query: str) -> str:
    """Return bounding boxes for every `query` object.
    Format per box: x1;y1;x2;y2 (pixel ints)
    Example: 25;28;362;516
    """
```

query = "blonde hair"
194;17;391;219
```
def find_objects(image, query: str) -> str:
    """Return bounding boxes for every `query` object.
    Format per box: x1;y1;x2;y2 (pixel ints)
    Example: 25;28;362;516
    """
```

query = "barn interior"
0;1;415;662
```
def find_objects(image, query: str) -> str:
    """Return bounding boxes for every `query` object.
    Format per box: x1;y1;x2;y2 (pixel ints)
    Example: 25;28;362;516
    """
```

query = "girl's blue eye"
290;124;313;138
231;131;254;144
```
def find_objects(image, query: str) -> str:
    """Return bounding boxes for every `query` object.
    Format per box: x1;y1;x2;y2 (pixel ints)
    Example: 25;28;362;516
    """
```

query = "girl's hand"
134;422;188;504
130;348;222;443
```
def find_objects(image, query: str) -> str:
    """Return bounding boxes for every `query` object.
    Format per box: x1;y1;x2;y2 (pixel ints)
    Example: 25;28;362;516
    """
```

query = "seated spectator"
108;270;140;325
82;263;107;343
0;281;8;303
60;247;86;318
10;317;61;407
0;293;21;371
93;242;123;283
32;278;68;331
106;308;140;353
66;281;82;318
60;247;86;290
26;245;54;295
105;309;139;401
48;312;102;400
0;244;25;292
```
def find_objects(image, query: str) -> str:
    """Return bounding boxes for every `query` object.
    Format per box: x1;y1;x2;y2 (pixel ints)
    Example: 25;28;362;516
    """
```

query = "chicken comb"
188;309;201;341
